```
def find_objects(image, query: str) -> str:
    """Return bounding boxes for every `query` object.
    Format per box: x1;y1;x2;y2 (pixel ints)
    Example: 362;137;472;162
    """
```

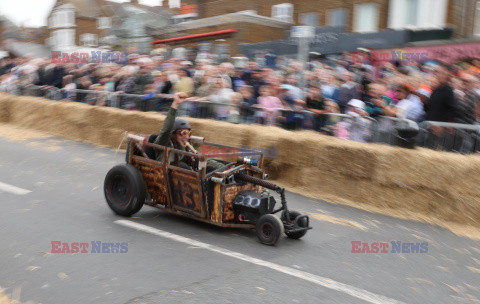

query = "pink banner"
354;42;480;65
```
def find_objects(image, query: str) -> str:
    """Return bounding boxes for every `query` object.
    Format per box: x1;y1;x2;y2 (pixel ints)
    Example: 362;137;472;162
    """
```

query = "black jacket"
425;84;456;122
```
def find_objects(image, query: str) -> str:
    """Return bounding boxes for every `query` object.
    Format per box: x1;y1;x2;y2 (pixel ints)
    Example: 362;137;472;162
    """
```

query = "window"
50;10;75;28
169;0;180;8
97;17;112;29
301;13;319;27
327;8;347;28
388;0;447;29
53;29;75;46
405;0;419;26
272;3;293;23
81;33;98;46
354;3;379;32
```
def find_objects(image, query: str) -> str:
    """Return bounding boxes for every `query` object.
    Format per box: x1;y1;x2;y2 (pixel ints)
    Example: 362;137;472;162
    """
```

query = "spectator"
173;68;194;96
152;71;173;111
256;85;284;125
277;84;307;130
321;73;340;105
227;92;242;124
394;84;426;122
61;74;76;100
173;68;195;115
338;71;361;113
238;85;257;124
284;74;303;100
336;99;372;143
218;62;234;89
306;85;329;132
208;77;234;121
231;67;246;92
116;66;138;109
424;65;456;122
250;68;268;98
264;50;277;69
75;76;93;103
455;73;477;124
134;64;153;95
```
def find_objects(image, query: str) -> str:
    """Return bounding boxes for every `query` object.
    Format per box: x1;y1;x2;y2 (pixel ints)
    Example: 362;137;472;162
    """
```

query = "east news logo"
51;241;128;253
351;241;428;253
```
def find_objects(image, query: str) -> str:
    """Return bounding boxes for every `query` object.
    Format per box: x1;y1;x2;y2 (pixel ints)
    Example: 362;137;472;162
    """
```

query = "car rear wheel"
104;164;146;216
256;214;284;246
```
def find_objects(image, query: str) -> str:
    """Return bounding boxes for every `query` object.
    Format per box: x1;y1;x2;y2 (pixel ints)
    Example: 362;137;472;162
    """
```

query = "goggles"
176;129;191;137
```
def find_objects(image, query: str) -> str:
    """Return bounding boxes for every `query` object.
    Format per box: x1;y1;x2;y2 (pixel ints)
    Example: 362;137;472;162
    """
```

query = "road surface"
0;124;479;304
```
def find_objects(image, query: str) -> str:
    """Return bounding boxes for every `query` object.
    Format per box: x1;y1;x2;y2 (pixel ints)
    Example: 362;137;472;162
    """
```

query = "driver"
153;92;225;172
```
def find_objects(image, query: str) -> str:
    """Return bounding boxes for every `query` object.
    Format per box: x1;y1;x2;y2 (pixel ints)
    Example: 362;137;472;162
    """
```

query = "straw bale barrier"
1;93;480;236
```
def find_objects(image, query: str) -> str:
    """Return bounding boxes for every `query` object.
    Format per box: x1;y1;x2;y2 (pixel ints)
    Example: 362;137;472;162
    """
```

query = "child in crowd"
238;85;257;124
335;99;372;142
256;85;284;125
227;92;242;124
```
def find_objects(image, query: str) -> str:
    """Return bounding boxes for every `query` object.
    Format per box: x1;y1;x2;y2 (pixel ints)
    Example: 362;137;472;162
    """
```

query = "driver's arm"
154;92;188;147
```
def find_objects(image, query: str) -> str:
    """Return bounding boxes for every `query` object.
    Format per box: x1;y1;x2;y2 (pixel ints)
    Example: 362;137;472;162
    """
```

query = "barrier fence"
418;121;480;154
4;86;480;154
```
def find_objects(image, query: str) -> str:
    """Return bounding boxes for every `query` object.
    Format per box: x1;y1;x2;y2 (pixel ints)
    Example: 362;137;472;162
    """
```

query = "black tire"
255;214;284;246
282;210;308;239
104;164;146;216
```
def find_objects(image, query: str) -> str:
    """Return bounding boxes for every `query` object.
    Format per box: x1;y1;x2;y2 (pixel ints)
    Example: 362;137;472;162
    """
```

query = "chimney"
130;0;139;4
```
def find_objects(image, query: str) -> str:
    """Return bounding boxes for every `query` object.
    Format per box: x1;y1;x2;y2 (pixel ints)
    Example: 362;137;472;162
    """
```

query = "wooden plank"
170;170;205;218
132;157;168;205
211;183;222;223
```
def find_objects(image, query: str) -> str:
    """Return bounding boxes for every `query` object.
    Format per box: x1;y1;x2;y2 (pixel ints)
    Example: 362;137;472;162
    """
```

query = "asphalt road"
0;124;479;304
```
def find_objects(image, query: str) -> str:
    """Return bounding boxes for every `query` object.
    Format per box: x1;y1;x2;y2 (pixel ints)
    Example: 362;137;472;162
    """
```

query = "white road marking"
0;182;31;195
115;220;407;304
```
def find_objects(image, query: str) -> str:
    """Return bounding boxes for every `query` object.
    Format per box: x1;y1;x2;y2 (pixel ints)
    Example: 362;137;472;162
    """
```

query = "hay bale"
8;97;52;128
190;118;256;148
51;101;93;124
0;93;14;123
88;106;125;129
374;147;479;194
111;110;162;134
101;128;129;149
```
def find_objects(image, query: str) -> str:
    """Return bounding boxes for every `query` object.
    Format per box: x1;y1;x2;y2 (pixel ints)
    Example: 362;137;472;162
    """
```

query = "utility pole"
291;26;314;90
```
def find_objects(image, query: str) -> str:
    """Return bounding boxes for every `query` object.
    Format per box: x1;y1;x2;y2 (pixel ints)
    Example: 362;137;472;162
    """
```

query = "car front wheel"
256;214;284;246
104;164;146;216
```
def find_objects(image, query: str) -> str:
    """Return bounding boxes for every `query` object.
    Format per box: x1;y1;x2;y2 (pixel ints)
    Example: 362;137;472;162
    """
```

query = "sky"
0;0;162;27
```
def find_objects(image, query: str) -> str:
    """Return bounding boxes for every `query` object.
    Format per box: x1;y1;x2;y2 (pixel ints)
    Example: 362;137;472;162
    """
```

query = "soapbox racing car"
104;133;311;245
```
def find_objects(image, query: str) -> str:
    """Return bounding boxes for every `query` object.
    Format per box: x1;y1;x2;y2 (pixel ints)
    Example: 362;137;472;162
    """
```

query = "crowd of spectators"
1;50;480;142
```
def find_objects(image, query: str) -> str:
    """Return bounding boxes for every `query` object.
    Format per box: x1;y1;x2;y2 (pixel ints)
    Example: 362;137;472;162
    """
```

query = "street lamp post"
291;26;314;91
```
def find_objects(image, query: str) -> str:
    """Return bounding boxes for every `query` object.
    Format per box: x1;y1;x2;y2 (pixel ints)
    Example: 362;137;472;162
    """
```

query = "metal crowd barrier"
9;85;480;154
23;85;63;101
418;121;480;154
372;116;414;145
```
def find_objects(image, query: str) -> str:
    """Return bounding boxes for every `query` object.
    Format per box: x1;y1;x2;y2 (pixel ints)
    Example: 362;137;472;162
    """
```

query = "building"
449;0;480;38
0;15;49;58
101;0;172;54
153;0;456;58
44;0;170;54
44;0;111;52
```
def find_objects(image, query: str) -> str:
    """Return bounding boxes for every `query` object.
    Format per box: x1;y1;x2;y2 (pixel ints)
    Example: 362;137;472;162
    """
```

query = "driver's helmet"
173;118;191;132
